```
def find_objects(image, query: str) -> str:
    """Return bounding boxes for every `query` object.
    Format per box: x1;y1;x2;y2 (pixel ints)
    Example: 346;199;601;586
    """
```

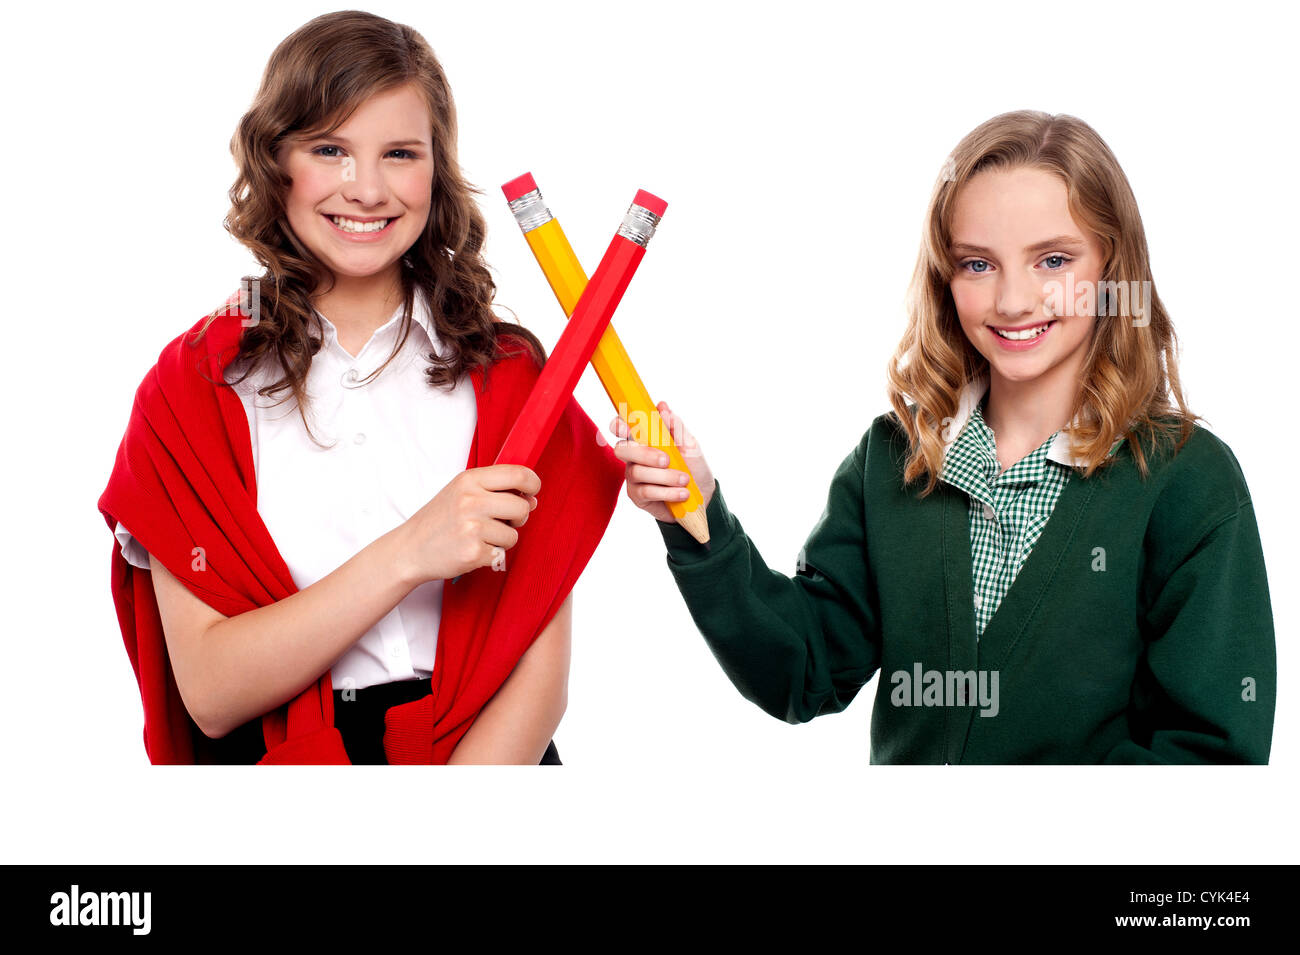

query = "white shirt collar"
312;287;439;355
940;373;1115;470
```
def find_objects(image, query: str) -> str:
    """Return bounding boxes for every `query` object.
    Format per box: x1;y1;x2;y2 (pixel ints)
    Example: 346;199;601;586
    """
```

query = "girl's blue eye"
312;145;342;158
959;254;1073;273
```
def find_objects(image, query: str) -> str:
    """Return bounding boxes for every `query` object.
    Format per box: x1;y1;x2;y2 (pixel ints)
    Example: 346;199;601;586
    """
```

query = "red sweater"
98;307;624;763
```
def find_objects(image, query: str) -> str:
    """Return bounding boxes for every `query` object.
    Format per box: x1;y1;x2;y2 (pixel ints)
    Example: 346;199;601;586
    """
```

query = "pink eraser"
633;189;667;217
502;172;538;202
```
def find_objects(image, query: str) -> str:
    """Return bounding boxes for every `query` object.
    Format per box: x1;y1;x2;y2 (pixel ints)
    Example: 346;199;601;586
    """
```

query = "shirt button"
354;432;366;445
982;503;996;521
390;645;402;659
973;593;983;609
344;368;359;384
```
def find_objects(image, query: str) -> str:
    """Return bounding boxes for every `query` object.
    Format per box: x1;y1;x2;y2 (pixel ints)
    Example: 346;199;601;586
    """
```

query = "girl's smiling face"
948;165;1103;386
277;82;434;286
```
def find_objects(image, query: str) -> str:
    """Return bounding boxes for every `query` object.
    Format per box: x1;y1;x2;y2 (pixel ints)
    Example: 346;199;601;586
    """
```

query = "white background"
3;0;1296;862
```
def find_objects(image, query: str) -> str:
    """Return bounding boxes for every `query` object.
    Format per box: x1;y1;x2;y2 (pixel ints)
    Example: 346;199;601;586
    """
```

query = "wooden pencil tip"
677;507;710;548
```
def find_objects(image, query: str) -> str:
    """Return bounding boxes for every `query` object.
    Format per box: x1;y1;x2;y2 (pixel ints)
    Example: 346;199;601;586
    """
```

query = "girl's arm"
447;593;572;764
150;465;540;739
149;528;419;740
615;404;881;724
1110;497;1276;764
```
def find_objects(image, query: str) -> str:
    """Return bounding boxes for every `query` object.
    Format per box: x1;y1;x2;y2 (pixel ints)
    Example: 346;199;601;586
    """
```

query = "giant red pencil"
494;189;667;469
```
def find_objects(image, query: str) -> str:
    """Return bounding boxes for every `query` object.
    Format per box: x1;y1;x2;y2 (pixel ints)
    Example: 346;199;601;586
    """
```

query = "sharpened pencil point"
676;506;710;547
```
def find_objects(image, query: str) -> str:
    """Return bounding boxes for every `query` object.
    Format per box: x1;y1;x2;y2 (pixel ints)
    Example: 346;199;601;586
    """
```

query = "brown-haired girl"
100;11;622;764
614;110;1275;763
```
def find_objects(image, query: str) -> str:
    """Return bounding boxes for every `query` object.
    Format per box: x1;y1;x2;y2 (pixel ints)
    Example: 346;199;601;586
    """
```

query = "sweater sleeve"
655;434;880;723
1107;499;1276;764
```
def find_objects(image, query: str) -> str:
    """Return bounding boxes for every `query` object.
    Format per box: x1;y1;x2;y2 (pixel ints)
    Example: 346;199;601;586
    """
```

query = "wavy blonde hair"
886;110;1198;496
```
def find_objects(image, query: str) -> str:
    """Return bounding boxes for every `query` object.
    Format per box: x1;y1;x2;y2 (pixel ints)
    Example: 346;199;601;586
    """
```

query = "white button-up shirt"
114;290;477;690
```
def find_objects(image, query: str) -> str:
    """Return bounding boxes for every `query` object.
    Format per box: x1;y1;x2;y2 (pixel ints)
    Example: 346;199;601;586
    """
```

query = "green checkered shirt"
939;393;1072;640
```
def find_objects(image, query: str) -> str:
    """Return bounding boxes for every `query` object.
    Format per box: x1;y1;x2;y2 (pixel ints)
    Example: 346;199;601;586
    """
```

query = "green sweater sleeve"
1107;499;1276;764
656;434;880;723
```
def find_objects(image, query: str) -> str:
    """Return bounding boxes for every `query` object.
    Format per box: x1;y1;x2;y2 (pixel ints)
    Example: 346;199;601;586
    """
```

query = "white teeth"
994;322;1052;341
330;215;390;234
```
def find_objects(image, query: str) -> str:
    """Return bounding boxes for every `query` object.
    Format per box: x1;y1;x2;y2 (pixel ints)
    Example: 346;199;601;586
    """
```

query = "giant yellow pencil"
503;172;709;546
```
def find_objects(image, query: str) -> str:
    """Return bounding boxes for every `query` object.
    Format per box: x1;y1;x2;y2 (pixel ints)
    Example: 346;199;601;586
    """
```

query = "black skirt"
194;677;561;764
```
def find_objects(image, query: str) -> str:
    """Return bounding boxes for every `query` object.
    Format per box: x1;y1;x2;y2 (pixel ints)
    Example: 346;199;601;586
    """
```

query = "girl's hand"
398;465;540;583
610;401;715;523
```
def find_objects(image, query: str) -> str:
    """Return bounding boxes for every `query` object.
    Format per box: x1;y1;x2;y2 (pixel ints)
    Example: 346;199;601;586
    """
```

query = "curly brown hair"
887;110;1198;496
190;9;545;443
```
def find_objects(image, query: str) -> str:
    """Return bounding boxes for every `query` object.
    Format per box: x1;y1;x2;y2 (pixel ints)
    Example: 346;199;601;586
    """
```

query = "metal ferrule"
506;189;553;233
617;203;661;248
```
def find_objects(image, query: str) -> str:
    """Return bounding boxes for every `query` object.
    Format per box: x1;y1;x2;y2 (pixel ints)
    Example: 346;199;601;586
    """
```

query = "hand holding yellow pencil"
610;400;716;531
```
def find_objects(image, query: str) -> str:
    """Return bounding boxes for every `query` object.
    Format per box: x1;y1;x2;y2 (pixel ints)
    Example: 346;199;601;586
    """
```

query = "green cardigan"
656;413;1276;764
